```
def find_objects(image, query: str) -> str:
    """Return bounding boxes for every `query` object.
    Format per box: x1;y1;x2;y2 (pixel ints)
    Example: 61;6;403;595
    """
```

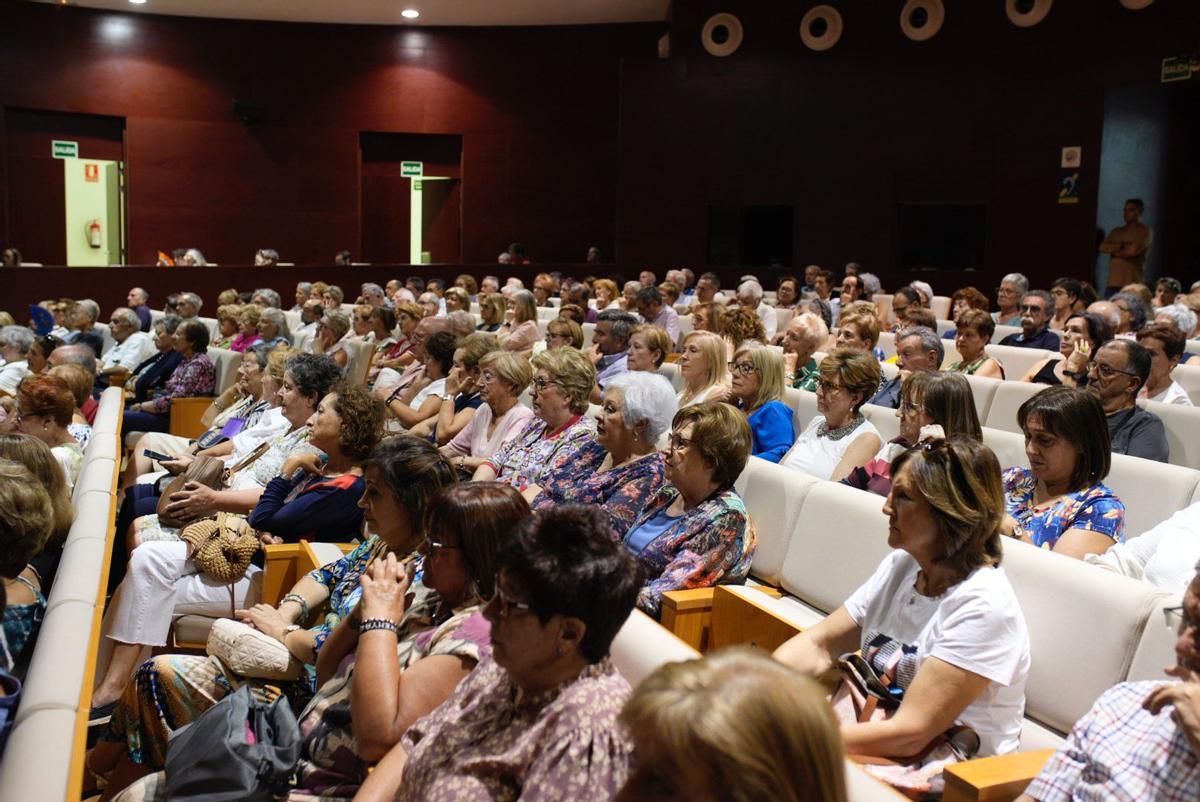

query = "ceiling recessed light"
401;8;420;19
128;0;148;4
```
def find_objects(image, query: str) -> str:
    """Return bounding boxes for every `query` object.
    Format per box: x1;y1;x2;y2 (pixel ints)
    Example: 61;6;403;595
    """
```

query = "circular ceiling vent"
1006;0;1053;27
900;0;945;42
701;13;744;57
800;5;844;52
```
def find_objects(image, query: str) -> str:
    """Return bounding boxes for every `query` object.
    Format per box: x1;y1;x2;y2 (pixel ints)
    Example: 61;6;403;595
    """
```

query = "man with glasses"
998;290;1060;351
867;326;944;409
1017;562;1200;801
1083;339;1169;462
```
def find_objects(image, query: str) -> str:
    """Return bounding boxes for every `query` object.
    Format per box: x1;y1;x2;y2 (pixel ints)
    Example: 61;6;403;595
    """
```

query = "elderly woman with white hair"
529;371;676;538
0;325;35;395
1155;303;1199;364
257;307;292;347
994;273;1029;327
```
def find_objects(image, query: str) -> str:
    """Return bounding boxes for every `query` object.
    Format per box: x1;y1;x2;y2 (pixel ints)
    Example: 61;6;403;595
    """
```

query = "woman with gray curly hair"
528;371;677;538
257;307;292;347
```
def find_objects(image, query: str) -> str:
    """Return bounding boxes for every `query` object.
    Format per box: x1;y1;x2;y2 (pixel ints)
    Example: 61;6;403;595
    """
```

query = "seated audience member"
999;290;1060;351
814;270;838;318
898;305;938;333
474;347;599;489
1156;302;1198;341
475;292;506;333
564;281;598;323
257;307;291;348
676;331;730;407
776;437;1030;765
174;290;203;319
1049;277;1085;331
1017;561;1200;802
126;287;152;332
385;330;456;431
1121;282;1154;307
442;286;470;314
621;280;642;312
47;363;95;449
291;282;312;312
1153;276;1181;309
124;316;183;404
886;286;922;330
88;437;451;795
1022;312;1112;388
375;316;451;402
993;273;1029;326
97;309;156;386
844;372;983;496
14;374;84;490
0;460;53;666
783;312;829;391
530;372;674;538
591;308;637;401
946;309;1005;378
496;289;540;353
0;435;73;593
311;310;352;369
411;332;496;444
593;278;621;312
121;320;215;436
216;289;240;307
909;280;934;308
47;344;99;424
835;308;885;361
210;304;238;350
868;326;944;409
1086;500;1200;594
1136;322;1193;405
1111;290;1150;336
251;288;282;309
772;275;800;310
417;291;441;319
690;300;727;336
1002;386;1125;558
619;648;847;802
441;351;534;476
0;398;14;434
293;298;325;345
781;348;881;481
321;285;345;311
729;343;794;463
1085;339;1169;462
356;504;638;802
0;326;33;396
839;274;867;314
627;324;671;373
624;403;754;616
26;333;62;378
89;383;384;727
723;306;767;354
64;299;105;358
946;286;990;335
370;302;422;379
635;285;682;344
543;317;584;352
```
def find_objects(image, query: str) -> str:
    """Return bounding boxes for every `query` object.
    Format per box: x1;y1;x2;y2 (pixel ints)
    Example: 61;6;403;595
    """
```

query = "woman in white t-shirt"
775;437;1030;759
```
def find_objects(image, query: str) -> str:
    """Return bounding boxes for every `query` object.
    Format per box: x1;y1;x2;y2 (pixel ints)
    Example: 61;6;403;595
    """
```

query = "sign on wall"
52;140;79;159
401;161;423;177
84;163;100;182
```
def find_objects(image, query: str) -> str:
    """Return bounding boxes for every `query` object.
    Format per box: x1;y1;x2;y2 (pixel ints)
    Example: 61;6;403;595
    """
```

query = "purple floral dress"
486;415;599;492
532;445;666;539
1002;467;1125;549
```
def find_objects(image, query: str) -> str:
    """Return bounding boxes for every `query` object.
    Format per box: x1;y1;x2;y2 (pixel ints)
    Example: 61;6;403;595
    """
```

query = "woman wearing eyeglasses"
440;351;534;477
473;347;601;490
1000;386;1126;560
728;342;795;464
780;348;881;482
622;403;754;617
1021;312;1112;388
357;505;640;802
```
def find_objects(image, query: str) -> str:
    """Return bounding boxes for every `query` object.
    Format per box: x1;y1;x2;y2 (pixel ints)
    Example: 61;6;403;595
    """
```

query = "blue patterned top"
1;576;46;664
1002;467;1125;549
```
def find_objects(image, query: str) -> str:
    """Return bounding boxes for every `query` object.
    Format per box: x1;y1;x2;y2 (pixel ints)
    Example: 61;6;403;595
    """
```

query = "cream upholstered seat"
1169;362;1200;404
783;386;819;433
733;456;821;587
930;295;952;320
963;373;1001;421
657;361;684;392
984;345;1058;387
206;346;242;395
1138;398;1200;470
983;380;1044;433
609;608;698;687
860;403;899;442
992;324;1022;343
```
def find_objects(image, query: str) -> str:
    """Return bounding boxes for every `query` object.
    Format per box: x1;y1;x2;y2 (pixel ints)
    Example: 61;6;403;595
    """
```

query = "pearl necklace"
817;413;865;441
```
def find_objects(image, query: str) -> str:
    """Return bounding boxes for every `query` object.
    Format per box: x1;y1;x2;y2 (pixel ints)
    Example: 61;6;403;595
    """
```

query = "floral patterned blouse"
396;655;632;802
146;352;216;413
532;447;666;540
293;592;491;798
487;415;599;493
1002;467;1125;549
623;485;756;616
305;536;389;654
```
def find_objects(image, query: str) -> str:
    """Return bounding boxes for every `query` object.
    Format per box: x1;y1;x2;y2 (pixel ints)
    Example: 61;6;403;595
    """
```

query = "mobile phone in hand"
143;449;174;462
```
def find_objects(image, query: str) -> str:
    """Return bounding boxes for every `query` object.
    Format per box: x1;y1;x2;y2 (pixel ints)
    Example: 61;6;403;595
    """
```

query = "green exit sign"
401;161;423;177
52;140;79;159
1161;56;1197;83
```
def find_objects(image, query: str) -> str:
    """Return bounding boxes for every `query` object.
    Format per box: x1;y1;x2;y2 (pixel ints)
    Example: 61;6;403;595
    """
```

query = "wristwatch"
441;393;456;401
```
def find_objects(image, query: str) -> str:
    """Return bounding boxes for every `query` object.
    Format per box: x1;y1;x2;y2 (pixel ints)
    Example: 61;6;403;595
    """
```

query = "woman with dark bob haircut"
358;504;640;802
1001;386;1125;559
122;318;215;436
777;438;1030;776
1022;311;1113;388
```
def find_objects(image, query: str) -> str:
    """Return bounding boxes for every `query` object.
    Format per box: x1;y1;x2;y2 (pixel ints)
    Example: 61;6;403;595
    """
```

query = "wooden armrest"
107;368;131;386
710;585;804;652
261;543;306;607
661;583;784;653
942;749;1055;802
169;396;215;438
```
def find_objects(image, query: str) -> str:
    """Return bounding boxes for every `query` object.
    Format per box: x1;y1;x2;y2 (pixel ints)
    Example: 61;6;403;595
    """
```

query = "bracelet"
359;617;400;635
280;593;309;624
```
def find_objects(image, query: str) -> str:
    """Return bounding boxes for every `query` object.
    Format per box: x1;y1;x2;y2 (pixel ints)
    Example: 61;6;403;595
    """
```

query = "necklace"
817;413;864;441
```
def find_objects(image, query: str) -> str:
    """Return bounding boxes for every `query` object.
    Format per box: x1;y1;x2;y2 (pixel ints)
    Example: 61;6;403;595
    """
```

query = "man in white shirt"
736;279;776;341
293;300;325;350
97;308;156;383
634;285;681;346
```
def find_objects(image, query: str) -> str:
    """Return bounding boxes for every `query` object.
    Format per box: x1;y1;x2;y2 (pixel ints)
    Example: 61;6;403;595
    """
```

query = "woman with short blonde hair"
627;324;672;371
313;310;352;369
676;331;729;408
497;290;539;353
728;343;794;463
619;648;847;802
545;318;584;350
690;301;727;336
475;293;506;333
593;279;621;311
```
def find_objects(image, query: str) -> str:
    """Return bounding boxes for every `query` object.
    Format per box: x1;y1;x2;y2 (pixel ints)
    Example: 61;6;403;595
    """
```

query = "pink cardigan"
444;402;535;459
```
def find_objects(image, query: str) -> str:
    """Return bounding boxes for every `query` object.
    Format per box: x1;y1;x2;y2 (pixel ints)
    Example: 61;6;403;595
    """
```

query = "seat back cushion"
733;457;820;586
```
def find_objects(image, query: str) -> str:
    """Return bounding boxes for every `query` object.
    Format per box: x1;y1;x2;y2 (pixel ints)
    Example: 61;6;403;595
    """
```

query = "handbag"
207;618;302;681
179;513;262;585
156;455;227;529
164;684;301;802
830;652;980;800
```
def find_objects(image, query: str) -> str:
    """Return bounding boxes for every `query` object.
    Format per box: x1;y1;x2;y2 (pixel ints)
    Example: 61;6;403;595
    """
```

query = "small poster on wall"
1058;171;1080;205
1061;146;1081;168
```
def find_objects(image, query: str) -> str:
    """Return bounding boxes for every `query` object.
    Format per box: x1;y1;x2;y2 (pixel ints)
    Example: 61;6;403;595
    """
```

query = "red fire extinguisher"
87;219;102;248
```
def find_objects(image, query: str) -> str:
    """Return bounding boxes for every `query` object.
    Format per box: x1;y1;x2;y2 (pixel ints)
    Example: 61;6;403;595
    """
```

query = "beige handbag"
206;618;303;681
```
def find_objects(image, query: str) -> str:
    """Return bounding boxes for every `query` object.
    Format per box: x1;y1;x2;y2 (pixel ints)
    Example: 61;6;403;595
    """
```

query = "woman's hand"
236;603;289;641
259;532;284;546
162;481;220;519
444;365;465;397
1065;339;1091;374
161;453;195;475
281;452;324;479
999;513;1018;537
358;553;414;624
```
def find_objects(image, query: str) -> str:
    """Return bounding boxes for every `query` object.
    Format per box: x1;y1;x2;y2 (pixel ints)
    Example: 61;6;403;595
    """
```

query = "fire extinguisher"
87;219;102;248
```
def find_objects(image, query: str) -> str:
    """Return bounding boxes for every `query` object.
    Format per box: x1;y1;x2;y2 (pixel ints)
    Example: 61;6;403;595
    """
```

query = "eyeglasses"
727;361;758;376
899;401;924;415
478;371;498;384
816;379;846;394
665;434;695;452
423;537;460;555
1017;305;1045;314
1087;361;1139;381
530;377;559;392
490;581;534;619
1164;605;1195;636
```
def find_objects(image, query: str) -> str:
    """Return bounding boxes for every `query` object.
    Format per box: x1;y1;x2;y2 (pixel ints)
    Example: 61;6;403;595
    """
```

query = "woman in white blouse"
440;351;534;476
675;331;730;408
